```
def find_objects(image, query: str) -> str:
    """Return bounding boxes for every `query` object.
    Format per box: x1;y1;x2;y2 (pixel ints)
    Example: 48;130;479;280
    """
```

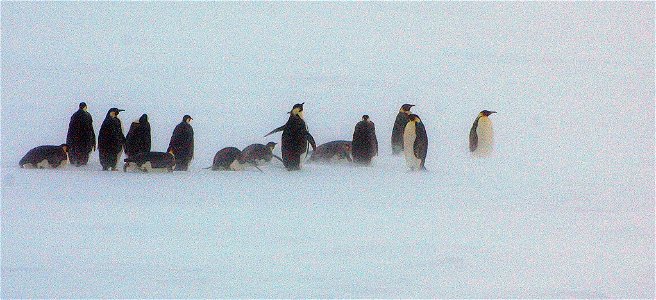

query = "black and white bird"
167;115;194;171
352;115;378;165
469;110;496;156
265;103;316;171
241;142;282;166
123;151;175;173
391;104;414;155
19;144;70;169
125;114;151;159
98;108;126;171
66;102;95;166
403;114;428;171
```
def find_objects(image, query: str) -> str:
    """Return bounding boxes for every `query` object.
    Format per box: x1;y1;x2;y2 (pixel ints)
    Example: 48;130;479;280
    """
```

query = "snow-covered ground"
2;2;654;298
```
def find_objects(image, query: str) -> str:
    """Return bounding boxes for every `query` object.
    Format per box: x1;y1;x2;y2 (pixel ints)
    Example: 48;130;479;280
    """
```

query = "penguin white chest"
229;159;245;171
474;117;494;156
403;124;421;170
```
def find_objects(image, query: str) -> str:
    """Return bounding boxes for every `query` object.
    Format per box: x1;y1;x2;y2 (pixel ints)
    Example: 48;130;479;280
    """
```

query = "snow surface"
1;2;654;298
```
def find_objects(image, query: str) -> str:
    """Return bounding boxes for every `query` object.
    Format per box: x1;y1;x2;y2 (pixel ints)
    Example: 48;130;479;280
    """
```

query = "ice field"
1;2;654;298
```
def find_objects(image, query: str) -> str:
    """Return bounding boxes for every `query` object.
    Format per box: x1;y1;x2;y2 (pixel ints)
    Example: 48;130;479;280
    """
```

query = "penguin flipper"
469;117;480;152
265;125;286;137
272;154;284;163
306;132;317;151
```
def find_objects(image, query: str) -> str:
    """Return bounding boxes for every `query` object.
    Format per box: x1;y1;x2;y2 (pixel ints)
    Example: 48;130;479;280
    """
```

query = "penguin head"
290;103;305;119
266;142;277;150
79;102;87;111
60;144;69;153
108;108;124;118
479;110;496;117
168;148;176;157
139;114;148;123
362;115;370;121
183;115;193;123
407;114;422;124
400;104;414;114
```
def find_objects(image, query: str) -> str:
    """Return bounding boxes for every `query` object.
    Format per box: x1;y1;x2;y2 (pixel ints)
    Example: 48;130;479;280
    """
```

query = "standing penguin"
241;142;283;165
391;104;414;155
98;108;126;171
19;144;69;169
125;114;151;159
265;103;316;171
66;102;96;166
469;110;496;156
167;115;194;171
403;114;428;171
352;115;378;165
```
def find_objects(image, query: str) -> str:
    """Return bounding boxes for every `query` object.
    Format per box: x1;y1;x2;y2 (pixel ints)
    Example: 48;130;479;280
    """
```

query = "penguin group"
19;101;497;172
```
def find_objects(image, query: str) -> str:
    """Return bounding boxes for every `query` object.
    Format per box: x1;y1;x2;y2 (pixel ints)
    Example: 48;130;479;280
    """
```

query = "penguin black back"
242;142;281;164
352;115;378;165
19;144;69;169
125;113;151;158
265;103;316;171
211;147;244;171
98;108;126;170
168;115;194;171
66;102;96;166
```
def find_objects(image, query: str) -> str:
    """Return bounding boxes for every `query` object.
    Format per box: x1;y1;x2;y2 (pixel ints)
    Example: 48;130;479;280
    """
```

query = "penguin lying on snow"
469;110;496;156
403;114;428;171
241;142;282;165
19;144;69;169
209;147;262;171
265;103;317;171
123;151;175;173
309;140;352;163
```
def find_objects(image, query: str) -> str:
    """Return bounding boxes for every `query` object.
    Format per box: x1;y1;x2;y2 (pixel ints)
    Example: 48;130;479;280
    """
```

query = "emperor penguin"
19;144;70;169
391;104;415;155
125;113;151;159
469;110;496;156
98;108;126;171
403;114;428;171
210;147;247;171
309;140;352;163
265;103;317;171
167;115;194;171
352;115;378;165
66;102;96;166
123;151;175;173
241;142;283;166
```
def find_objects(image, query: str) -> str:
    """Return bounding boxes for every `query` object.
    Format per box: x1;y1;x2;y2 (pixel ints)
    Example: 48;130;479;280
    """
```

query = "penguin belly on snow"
242;142;282;166
309;140;352;163
123;151;175;172
211;147;246;171
19;144;70;169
